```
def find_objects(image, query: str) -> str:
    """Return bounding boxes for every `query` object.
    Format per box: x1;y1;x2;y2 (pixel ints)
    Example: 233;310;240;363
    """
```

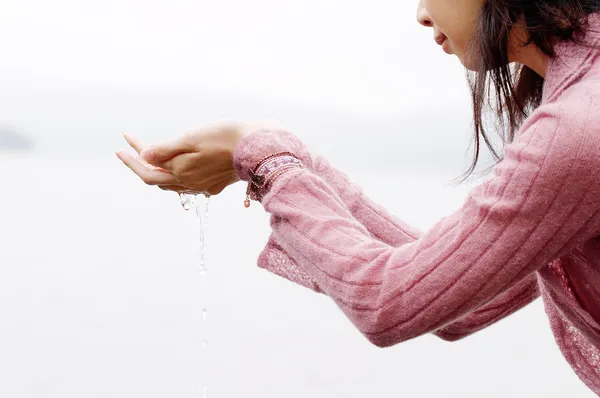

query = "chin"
456;53;479;71
462;61;479;72
457;43;482;71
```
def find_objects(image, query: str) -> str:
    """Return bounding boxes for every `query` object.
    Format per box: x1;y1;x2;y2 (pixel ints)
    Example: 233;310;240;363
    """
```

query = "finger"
141;136;192;164
116;151;181;185
159;152;224;176
158;184;186;192
123;135;172;173
158;186;210;197
138;156;172;174
156;152;213;178
158;152;196;174
123;133;145;154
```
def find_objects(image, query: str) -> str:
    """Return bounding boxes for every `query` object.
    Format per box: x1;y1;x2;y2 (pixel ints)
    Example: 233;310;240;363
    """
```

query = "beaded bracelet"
244;153;304;207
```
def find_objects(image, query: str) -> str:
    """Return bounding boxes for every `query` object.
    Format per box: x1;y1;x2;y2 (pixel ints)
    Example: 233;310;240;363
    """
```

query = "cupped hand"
116;134;196;194
117;120;273;196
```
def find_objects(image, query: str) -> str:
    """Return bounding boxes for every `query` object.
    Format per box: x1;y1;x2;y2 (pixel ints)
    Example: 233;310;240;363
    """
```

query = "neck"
513;46;549;78
508;25;549;78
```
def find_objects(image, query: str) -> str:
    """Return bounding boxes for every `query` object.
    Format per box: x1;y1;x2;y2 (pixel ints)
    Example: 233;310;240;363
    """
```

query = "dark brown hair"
450;0;600;186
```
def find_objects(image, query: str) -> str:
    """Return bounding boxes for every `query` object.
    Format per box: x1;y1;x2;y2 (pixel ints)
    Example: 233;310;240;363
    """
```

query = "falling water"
179;193;210;397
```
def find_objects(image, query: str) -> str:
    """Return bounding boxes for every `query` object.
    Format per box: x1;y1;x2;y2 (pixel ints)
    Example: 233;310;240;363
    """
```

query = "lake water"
0;153;594;397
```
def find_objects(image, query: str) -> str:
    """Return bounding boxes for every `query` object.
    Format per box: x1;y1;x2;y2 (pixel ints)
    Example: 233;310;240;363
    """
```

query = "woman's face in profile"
416;0;485;70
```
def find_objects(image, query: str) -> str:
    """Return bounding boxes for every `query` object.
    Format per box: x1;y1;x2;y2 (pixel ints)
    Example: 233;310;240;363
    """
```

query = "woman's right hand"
118;134;200;195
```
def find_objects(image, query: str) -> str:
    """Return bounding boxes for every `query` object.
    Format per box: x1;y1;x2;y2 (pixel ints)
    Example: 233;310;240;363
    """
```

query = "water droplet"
201;308;208;321
179;193;196;211
203;196;210;226
201;340;208;347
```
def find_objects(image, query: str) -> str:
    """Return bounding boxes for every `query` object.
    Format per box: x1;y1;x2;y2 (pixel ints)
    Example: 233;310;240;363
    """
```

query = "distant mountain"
0;126;34;151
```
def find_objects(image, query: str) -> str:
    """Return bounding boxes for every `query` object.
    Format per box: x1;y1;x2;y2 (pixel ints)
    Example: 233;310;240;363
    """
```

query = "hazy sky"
0;0;471;116
0;0;498;176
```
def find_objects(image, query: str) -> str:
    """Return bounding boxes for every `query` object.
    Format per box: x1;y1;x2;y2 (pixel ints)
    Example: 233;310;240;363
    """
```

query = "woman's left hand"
116;119;272;196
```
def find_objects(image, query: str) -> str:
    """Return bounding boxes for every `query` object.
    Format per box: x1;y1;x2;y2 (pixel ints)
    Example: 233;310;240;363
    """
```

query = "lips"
434;34;452;54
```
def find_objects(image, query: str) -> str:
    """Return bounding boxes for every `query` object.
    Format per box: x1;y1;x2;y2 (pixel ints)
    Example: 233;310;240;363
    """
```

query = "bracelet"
244;153;304;207
251;151;297;176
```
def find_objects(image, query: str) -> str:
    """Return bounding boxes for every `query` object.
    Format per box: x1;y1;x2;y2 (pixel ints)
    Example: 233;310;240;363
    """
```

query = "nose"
416;0;433;27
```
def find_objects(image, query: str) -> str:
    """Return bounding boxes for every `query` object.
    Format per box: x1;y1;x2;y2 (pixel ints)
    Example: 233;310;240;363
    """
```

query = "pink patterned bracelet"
244;152;304;207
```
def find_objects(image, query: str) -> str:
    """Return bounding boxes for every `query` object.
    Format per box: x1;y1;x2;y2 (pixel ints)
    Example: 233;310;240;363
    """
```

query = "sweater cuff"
232;128;314;182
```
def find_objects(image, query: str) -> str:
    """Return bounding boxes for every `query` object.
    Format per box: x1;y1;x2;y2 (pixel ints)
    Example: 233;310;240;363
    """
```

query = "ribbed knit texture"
232;13;600;395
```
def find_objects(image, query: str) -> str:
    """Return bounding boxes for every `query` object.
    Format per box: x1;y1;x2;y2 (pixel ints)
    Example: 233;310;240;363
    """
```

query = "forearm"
433;273;540;341
310;153;422;246
235;129;422;247
235;129;422;295
263;168;572;347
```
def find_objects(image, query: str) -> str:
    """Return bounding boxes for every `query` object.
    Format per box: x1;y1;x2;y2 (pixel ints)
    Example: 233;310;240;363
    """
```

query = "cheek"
422;0;483;69
446;22;473;52
448;38;479;71
424;0;481;50
453;23;481;68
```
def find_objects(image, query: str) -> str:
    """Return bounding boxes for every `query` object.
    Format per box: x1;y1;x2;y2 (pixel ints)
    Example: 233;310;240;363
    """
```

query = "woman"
117;0;600;394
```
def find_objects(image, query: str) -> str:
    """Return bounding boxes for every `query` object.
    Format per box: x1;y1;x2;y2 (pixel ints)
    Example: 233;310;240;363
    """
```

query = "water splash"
179;193;196;211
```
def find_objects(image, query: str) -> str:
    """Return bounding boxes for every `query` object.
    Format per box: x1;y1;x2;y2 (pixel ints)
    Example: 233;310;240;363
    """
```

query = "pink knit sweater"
233;15;600;395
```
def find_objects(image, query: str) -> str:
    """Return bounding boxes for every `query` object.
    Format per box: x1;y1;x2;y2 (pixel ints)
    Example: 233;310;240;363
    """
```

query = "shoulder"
539;81;600;128
523;82;600;162
479;83;600;227
499;83;600;193
558;80;600;118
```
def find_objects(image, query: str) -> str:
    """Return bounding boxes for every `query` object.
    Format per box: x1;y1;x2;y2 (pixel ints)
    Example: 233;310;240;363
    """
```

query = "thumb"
141;139;189;163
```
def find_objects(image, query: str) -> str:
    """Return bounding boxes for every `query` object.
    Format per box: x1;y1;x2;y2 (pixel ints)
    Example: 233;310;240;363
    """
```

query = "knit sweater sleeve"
235;129;422;245
234;86;600;347
241;139;542;339
433;273;540;341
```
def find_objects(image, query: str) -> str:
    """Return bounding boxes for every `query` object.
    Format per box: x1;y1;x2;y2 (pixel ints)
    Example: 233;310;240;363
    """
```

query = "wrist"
244;153;304;206
232;128;312;181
